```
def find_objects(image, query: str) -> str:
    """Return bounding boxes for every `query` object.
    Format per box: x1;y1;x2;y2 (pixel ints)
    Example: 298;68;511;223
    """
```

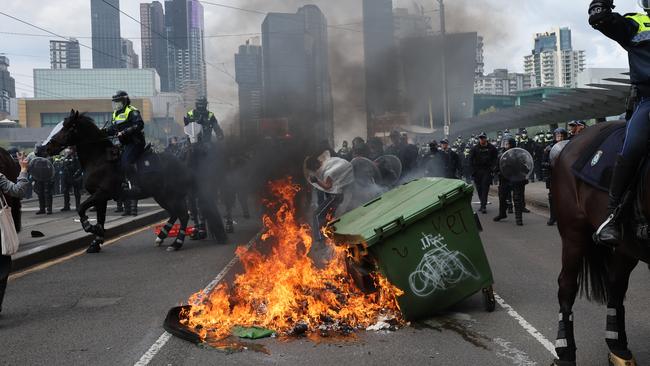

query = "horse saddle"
571;124;627;192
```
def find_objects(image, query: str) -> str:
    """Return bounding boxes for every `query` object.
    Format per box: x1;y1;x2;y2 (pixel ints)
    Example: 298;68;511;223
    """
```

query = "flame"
180;177;403;340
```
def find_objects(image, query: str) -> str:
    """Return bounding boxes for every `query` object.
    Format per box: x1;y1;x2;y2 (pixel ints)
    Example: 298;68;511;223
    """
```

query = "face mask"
112;101;125;111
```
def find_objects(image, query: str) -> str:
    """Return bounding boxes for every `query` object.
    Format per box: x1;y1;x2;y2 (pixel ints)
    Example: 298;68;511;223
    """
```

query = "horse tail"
578;243;609;303
196;186;227;243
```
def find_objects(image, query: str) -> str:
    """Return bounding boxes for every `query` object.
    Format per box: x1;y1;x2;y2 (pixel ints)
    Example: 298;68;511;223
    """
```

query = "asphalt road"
2;200;650;366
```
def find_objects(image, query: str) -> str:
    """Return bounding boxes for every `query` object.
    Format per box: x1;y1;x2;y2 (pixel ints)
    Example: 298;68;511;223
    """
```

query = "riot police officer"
184;97;224;146
590;0;650;246
104;90;145;195
494;137;527;226
439;139;460;179
31;144;54;215
542;128;569;226
469;132;498;214
60;148;82;212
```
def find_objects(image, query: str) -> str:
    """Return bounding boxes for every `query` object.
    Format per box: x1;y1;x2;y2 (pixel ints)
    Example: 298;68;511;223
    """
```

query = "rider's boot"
122;164;141;197
595;155;637;247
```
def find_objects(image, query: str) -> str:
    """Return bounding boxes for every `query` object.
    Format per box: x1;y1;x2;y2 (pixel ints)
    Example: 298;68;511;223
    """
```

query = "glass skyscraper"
141;2;170;91
91;0;122;68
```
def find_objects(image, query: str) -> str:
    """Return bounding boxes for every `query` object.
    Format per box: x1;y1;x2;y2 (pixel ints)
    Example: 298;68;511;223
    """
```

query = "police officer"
469;132;498;214
184;97;224;146
337;140;351;160
494;137;527;226
590;0;650;245
568;120;587;138
104;90;145;195
542;128;569;226
439;139;461;179
32;143;54;215
60;148;82;212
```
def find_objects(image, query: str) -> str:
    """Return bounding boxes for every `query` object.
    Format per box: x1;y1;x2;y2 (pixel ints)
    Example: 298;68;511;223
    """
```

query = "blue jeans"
621;97;650;161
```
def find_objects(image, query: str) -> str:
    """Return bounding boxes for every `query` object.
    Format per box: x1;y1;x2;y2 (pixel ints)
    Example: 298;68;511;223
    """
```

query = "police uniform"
469;133;498;213
494;138;527;226
184;109;224;147
60;151;82;211
590;1;650;245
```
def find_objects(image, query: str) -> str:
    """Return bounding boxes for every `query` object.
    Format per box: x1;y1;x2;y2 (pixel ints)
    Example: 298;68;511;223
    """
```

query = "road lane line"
494;292;558;358
9;223;160;281
133;231;261;366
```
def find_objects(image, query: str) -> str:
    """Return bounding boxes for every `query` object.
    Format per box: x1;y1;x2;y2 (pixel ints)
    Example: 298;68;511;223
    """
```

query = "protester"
0;152;30;314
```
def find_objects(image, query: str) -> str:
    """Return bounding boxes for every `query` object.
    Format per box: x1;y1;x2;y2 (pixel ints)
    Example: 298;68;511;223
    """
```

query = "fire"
180;177;403;340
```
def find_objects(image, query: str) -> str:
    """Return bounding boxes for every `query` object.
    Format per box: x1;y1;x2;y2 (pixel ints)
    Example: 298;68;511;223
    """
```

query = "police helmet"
554;127;568;139
112;90;130;111
196;97;208;109
640;0;650;11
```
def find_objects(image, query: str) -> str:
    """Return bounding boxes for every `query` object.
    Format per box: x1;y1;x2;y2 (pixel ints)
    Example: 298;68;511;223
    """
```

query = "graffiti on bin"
408;233;480;297
432;209;469;236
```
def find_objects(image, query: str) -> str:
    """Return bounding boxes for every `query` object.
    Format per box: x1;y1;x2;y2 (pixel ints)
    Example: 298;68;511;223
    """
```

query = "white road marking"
494;292;557;358
133;231;260;366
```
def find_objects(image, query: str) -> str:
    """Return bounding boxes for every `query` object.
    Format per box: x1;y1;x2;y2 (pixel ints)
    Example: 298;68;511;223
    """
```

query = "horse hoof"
609;352;636;366
155;237;164;247
166;244;182;252
86;244;101;254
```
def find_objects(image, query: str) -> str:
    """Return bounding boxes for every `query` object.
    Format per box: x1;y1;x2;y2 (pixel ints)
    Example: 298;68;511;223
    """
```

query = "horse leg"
554;233;590;365
155;216;177;247
605;254;638;365
77;193;100;235
168;202;189;252
87;200;108;254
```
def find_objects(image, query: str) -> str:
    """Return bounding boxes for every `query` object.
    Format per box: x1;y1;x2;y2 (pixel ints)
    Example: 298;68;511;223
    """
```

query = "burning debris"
177;178;404;342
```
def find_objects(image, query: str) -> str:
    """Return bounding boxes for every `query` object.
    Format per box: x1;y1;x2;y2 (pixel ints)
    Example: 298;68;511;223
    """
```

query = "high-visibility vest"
187;110;214;121
112;105;138;126
626;13;650;44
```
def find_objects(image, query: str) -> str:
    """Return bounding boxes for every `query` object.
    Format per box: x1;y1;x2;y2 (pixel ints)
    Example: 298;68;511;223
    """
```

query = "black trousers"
0;255;10;311
473;170;492;208
498;178;525;223
62;181;81;209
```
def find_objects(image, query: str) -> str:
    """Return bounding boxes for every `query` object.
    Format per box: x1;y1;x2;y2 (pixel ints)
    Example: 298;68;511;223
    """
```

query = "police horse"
551;121;650;366
45;110;223;253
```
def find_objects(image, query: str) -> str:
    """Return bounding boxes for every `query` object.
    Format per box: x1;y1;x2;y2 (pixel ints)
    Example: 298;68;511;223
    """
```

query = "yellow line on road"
9;222;163;281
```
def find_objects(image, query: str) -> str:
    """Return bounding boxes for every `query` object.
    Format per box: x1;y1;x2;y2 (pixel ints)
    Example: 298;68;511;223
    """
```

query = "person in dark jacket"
0;152;30;314
493;137;528;226
542;128;569;226
590;0;650;246
439;139;461;179
470;132;498;213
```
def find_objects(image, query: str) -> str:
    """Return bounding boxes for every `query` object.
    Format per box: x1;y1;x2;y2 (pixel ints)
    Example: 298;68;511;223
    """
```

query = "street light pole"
437;0;450;138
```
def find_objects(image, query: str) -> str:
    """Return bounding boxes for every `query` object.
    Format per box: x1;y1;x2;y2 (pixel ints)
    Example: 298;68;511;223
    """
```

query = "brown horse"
551;121;649;366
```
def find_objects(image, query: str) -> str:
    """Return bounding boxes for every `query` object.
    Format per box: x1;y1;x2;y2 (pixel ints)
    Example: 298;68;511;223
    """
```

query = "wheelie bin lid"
327;178;474;247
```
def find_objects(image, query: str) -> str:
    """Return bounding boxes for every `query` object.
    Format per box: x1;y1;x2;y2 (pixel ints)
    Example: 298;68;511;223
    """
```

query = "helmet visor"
640;0;650;10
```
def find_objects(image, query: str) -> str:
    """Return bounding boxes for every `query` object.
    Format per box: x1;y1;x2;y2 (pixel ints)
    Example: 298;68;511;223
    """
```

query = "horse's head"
45;109;99;156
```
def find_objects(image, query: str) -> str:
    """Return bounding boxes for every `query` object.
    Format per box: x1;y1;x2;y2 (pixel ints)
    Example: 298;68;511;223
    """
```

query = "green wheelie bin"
328;178;495;320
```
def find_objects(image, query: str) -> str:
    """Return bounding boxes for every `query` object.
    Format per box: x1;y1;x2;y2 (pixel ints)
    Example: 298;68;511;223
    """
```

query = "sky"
0;0;633;136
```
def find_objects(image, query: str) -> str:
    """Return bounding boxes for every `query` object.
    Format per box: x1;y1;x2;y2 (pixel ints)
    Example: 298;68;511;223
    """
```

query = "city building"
363;0;400;137
261;5;334;143
474;69;532;95
140;1;169;91
393;7;433;40
400;32;477;131
50;39;81;69
90;0;122;68
476;36;485;77
0;57;15;119
577;67;630;88
523;27;586;88
165;0;207;101
121;38;140;69
235;38;263;141
33;69;160;99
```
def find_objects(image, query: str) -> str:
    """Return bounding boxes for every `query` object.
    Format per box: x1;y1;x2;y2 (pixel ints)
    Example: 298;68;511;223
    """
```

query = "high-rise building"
476;36;485;77
140;1;169;91
121;38;140;69
91;0;122;68
235;39;263;140
0;57;15;117
474;69;532;95
165;0;207;101
50;39;81;69
262;5;334;143
363;0;400;137
393;7;432;40
400;33;477;129
523;27;586;88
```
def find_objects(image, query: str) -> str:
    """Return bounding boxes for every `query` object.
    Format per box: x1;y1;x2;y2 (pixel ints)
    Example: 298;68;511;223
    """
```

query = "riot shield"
375;155;402;186
499;148;533;182
184;122;203;144
29;157;55;181
351;157;381;187
549;140;570;163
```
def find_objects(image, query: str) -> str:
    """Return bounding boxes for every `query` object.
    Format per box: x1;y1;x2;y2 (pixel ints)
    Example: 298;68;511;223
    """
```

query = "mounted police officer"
184;97;224;147
104;90;145;196
590;0;650;246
